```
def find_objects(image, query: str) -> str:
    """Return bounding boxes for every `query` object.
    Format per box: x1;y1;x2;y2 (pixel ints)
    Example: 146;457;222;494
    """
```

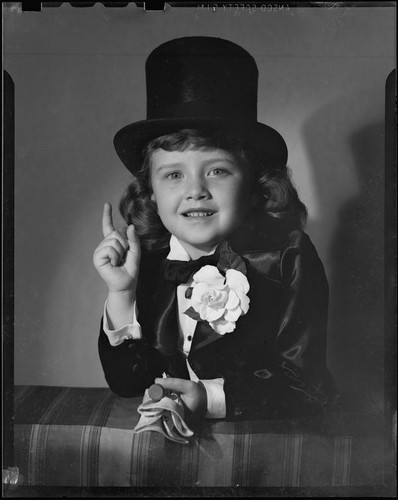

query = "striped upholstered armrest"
13;386;392;488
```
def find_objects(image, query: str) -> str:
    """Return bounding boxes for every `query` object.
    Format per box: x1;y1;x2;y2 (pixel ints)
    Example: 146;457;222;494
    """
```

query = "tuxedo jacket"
98;228;338;421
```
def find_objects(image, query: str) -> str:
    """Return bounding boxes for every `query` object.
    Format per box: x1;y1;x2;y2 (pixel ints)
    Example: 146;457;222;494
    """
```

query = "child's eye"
208;168;229;177
164;171;182;180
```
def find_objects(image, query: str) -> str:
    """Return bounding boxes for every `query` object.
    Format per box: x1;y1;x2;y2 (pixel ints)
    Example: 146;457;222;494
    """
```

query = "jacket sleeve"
98;251;168;397
98;320;166;397
223;231;338;420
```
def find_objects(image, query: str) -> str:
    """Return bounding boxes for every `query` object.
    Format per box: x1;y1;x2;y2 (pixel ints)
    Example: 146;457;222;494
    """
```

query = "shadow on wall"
303;97;385;411
329;123;385;402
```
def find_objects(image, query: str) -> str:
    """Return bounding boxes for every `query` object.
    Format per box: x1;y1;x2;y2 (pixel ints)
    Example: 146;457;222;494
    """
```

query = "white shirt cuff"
102;300;142;346
200;378;226;419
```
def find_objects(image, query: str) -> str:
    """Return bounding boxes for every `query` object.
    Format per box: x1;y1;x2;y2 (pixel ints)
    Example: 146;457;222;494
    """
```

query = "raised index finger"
102;202;115;237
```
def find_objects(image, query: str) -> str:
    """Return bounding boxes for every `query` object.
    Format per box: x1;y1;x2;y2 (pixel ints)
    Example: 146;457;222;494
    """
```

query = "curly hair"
119;129;307;251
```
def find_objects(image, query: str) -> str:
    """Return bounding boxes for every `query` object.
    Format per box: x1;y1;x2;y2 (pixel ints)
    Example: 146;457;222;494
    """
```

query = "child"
93;37;337;421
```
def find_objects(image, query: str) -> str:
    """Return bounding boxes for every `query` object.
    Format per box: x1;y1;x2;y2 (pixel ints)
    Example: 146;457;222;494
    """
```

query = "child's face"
150;147;252;257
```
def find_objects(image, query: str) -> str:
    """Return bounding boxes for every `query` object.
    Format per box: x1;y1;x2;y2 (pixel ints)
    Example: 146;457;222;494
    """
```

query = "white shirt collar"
167;234;217;261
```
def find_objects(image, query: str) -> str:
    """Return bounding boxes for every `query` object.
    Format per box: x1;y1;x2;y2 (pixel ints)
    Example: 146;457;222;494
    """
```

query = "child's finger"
126;224;141;257
102;202;116;238
154;377;192;395
104;231;129;252
106;238;126;257
94;245;123;268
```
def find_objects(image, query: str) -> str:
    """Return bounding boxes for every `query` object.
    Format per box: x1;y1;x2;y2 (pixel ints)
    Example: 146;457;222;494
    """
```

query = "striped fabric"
13;386;391;487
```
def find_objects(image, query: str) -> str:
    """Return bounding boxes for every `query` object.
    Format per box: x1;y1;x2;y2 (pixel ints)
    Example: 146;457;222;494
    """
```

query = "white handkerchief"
133;389;194;444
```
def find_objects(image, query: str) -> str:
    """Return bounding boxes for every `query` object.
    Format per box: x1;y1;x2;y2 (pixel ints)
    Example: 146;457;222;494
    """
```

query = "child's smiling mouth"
181;209;216;218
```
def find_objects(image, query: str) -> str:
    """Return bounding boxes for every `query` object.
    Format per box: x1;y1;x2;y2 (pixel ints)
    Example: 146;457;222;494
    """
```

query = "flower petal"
203;289;228;309
199;303;209;321
225;289;239;309
238;294;250;314
191;282;210;308
224;306;242;322
206;307;225;322
210;319;236;335
225;269;250;294
193;265;225;287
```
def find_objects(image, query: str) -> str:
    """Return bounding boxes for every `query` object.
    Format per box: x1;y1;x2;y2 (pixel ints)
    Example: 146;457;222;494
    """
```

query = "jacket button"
234;407;243;417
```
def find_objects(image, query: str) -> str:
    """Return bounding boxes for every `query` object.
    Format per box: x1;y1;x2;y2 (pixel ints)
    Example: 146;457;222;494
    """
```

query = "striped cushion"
13;386;391;487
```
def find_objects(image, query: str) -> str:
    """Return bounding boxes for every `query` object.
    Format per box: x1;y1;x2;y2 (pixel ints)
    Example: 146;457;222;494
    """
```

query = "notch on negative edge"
143;2;166;11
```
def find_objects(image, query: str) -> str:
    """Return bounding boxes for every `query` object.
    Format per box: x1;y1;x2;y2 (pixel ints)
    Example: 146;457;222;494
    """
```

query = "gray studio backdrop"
4;5;395;405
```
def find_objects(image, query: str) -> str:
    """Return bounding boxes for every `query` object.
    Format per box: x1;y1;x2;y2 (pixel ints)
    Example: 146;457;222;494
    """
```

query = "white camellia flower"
189;265;250;335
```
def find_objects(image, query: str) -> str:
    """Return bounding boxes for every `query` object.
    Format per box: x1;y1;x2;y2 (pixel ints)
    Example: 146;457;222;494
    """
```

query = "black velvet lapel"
153;263;178;355
152;260;190;379
190;320;222;354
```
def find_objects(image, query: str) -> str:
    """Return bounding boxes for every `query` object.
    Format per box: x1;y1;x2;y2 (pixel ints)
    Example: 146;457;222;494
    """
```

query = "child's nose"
185;177;210;200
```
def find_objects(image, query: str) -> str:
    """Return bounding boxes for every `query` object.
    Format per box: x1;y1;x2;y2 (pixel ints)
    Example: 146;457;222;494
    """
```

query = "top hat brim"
114;117;288;174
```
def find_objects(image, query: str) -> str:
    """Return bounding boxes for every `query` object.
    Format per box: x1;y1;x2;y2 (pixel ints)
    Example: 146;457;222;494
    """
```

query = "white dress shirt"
103;235;226;419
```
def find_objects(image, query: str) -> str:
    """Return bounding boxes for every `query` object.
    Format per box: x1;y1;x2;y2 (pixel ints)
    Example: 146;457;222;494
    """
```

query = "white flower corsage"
184;243;250;335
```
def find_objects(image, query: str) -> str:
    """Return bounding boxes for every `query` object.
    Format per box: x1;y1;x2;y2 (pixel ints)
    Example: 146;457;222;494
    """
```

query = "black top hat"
114;37;288;173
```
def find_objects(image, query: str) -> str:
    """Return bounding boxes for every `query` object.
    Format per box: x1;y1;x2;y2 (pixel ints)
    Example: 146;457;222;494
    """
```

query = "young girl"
93;37;337;421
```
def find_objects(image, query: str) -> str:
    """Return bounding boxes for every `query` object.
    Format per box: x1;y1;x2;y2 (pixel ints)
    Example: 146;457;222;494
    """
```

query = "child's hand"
154;377;207;417
93;203;141;293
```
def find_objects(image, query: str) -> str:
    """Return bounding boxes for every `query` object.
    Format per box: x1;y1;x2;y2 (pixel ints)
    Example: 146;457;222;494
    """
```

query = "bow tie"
163;253;219;285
